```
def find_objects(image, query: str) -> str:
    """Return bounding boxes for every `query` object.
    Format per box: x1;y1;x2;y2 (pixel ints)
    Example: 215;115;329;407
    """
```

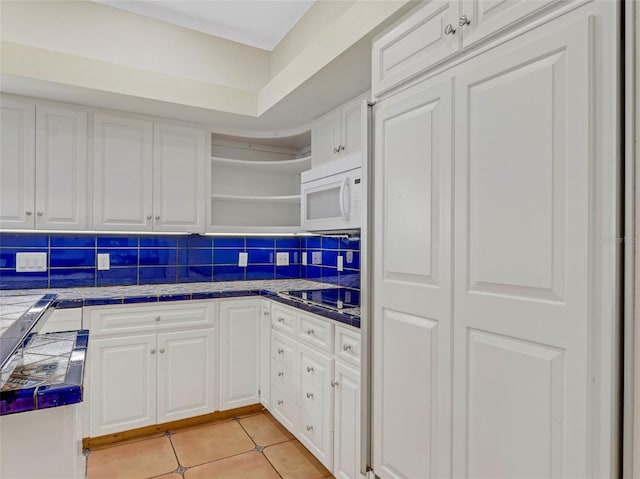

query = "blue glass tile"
219;290;257;298
178;265;213;283
180;235;214;248
53;299;83;309
0;271;48;290
140;248;176;266
339;237;361;250
0;248;47;269
98;249;138;267
1;388;36;415
50;234;95;248
123;296;159;304
37;384;82;409
213;265;245;281
139;266;177;284
159;294;191;302
339;271;360;289
321;236;340;250
0;234;49;248
140;236;178;248
305;265;322;280
322;250;339;267
305;236;322;249
179;248;213;266
245;237;274;248
245;265;275;280
214;237;245;248
351;316;361;329
49;268;95;288
276;264;300;279
343;251;360;269
50;249;95;268
247;249;274;264
213;248;242;265
97;236;139;248
321;268;340;285
97;267;138;287
275;237;300;248
84;297;125;306
191;291;221;300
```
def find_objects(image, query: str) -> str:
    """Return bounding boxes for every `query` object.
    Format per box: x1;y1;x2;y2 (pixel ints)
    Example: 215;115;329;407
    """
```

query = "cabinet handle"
277;400;283;405
277;371;284;377
278;317;285;323
306;366;314;373
458;14;471;26
331;380;339;387
306;392;314;399
263;311;270;316
25;211;32;216
155;215;160;220
307;329;314;335
147;215;152;220
160;348;165;354
444;24;456;35
333;147;338;154
36;211;43;217
338;145;345;152
342;343;352;351
155;316;161;322
306;425;313;432
150;349;156;354
277;348;284;354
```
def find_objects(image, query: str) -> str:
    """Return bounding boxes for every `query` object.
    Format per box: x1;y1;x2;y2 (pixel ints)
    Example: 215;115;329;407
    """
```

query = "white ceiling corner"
90;0;315;50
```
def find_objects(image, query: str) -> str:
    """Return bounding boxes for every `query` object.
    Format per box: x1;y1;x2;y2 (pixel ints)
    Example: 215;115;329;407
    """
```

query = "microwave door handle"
339;176;350;221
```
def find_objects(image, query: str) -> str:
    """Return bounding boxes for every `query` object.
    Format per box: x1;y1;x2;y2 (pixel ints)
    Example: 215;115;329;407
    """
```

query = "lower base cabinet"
333;362;362;479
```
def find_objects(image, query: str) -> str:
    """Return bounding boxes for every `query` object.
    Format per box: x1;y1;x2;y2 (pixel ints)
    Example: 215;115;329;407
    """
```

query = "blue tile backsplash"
0;234;361;291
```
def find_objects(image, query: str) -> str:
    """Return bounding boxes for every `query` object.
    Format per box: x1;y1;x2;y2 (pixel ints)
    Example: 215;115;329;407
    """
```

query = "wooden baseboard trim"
83;403;264;450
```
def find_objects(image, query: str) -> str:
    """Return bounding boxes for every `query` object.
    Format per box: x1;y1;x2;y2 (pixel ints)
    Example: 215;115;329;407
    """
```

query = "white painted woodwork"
271;382;300;433
89;334;157;437
452;16;594;478
372;1;460;97
272;328;298;373
311;109;342;166
342;98;363;157
373;77;453;479
0;97;35;228
0;404;85;479
219;298;261;410
333;362;362;479
157;328;215;423
334;325;361;368
153;123;205;233
260;300;271;408
35;105;88;230
93;114;153;231
272;303;298;336
298;312;334;353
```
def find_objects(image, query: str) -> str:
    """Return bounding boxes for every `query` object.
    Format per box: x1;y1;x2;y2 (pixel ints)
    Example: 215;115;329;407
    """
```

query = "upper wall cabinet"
208;132;311;233
372;0;574;97
311;94;366;169
94;114;205;233
0;97;88;230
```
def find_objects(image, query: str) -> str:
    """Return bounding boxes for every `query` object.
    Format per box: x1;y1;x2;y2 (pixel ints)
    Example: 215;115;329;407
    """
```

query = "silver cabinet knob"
306;392;314;399
155;316;161;322
333;147;338;154
159;348;165;354
263;311;270;316
277;371;284;377
307;329;314;335
277;348;284;354
36;212;43;217
459;14;471;26
306;425;313;432
147;215;152;220
444;24;456;35
306;366;314;373
343;343;352;351
338;145;345;152
150;349;156;354
331;380;339;387
155;215;160;220
277;399;283;405
25;211;32;216
278;317;285;323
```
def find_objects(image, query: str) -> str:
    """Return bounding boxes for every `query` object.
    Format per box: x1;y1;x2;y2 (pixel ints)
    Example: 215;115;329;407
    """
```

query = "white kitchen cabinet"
219;298;261;410
260;300;272;408
271;329;299;432
0;98;88;230
311;94;365;169
93;114;153;231
94;114;205;232
85;301;216;437
333;362;362;479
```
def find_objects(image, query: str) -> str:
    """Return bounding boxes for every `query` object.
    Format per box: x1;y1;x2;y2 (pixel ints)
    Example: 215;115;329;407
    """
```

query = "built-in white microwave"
300;166;362;231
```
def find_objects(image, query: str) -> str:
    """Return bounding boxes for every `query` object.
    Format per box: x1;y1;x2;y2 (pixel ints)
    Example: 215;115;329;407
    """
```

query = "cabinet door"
333;362;362;479
373;77;453;479
453;15;598;479
341;98;363;157
311;109;341;167
93;114;153;231
157;328;216;423
153;123;205;233
0;97;35;228
260;301;271;408
35;106;88;230
219;299;260;410
89;334;156;437
372;1;460;97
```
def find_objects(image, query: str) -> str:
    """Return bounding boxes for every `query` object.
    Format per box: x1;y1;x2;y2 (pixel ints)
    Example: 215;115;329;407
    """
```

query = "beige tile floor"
86;410;334;479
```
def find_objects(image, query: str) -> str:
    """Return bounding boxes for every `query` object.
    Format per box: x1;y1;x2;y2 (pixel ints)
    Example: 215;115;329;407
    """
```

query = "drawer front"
298;313;334;352
271;303;297;335
335;325;361;367
272;330;297;371
299;406;334;470
271;387;299;434
271;365;297;400
299;345;333;391
85;301;214;336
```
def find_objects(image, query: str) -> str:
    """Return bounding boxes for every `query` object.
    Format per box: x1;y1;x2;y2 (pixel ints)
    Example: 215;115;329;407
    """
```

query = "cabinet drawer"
299;406;333;470
271;366;297;401
298;313;334;352
271;387;299;434
334;325;361;367
272;330;297;371
299;345;333;391
271;304;297;335
85;301;214;336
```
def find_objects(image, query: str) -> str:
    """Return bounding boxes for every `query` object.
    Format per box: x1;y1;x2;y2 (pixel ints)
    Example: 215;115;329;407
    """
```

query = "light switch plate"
97;253;110;271
238;252;248;267
16;252;47;272
337;255;344;272
302;252;307;265
276;252;289;266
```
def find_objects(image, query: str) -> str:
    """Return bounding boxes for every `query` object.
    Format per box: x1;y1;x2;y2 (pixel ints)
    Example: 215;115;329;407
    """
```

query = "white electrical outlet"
97;253;110;271
311;251;322;265
302;252;307;265
16;252;47;272
238;252;248;267
337;255;344;272
276;252;289;266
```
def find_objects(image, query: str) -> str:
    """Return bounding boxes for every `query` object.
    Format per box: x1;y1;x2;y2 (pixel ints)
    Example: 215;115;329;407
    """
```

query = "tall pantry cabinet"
371;1;620;478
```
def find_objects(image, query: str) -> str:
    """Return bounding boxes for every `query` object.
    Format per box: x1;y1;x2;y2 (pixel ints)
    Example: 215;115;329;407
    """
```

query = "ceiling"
90;0;315;50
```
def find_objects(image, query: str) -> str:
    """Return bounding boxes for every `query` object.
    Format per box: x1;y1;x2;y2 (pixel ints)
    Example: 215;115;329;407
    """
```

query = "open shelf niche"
208;131;312;233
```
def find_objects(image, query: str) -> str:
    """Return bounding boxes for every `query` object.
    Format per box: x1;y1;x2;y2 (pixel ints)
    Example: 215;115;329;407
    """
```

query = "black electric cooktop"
277;287;360;311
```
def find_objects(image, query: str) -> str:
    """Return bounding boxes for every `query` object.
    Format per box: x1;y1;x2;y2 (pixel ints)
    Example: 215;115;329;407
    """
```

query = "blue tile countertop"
1;279;361;329
0;330;88;416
